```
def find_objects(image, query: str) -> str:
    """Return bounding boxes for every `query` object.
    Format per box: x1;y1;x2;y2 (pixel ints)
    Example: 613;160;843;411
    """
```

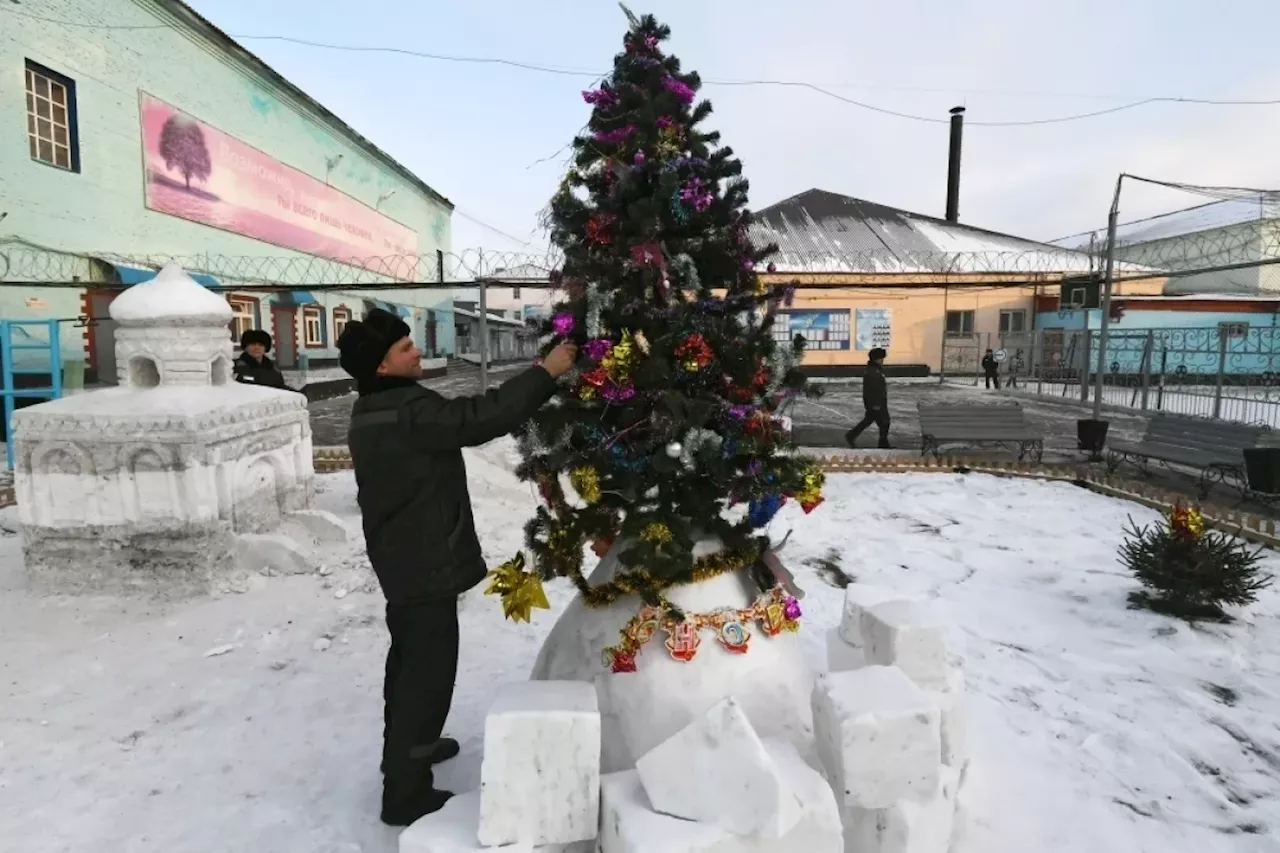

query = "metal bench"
918;403;1044;462
1106;413;1277;498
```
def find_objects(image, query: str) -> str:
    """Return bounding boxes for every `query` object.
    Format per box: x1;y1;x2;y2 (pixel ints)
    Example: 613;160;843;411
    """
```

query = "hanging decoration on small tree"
484;7;823;629
1119;501;1273;621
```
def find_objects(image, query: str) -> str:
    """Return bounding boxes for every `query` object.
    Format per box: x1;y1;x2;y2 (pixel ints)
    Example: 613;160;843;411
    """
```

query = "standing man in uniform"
337;308;578;826
845;346;892;449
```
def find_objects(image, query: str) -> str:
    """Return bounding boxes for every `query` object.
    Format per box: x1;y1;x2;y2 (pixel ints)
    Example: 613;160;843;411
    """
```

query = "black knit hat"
337;307;411;382
869;347;887;361
241;329;273;350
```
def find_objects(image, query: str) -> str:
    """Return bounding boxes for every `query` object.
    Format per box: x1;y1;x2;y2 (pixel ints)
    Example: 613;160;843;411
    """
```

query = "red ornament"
586;213;615;245
665;621;701;662
581;367;609;387
800;497;824;514
753;366;771;389
675;334;714;370
630;242;665;269
610;650;637;673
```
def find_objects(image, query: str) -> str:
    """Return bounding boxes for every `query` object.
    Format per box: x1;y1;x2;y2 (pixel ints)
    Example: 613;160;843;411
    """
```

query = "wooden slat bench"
1106;413;1278;498
918;403;1044;462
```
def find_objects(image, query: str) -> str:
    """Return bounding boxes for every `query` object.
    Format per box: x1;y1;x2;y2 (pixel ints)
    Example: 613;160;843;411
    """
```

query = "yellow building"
750;190;1162;375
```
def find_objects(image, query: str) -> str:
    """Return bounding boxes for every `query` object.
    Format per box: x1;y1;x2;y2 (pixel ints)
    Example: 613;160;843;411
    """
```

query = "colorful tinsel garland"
602;586;802;673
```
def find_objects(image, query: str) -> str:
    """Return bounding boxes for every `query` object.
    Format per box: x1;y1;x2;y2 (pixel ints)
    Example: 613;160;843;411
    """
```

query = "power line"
7;6;1280;127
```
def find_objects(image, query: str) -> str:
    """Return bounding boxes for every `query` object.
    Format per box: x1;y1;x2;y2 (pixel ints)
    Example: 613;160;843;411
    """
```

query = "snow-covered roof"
109;263;233;326
749;189;1117;275
451;305;525;328
1055;195;1280;250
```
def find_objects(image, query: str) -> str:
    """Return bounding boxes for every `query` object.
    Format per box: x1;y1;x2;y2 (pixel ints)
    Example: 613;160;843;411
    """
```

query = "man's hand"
542;342;579;378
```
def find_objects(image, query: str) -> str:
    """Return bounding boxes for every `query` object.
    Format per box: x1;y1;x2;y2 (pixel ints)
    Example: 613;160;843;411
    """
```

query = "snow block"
233;532;315;576
841;765;960;853
400;791;594;853
928;669;968;769
635;697;802;838
863;600;949;689
599;739;842;853
811;667;941;810
838;584;904;647
825;627;866;673
477;681;601;848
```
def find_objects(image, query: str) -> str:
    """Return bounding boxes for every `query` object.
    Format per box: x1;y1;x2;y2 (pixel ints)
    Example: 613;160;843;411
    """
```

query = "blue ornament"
747;494;784;528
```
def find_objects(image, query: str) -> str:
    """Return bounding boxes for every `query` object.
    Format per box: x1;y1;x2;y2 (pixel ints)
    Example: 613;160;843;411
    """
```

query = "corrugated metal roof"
750;189;1101;275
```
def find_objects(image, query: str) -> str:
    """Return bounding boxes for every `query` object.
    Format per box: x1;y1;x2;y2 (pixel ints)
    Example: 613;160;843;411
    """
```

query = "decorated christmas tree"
488;9;824;649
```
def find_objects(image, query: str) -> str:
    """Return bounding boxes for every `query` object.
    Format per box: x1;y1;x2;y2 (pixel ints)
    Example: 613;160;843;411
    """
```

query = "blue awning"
110;263;220;289
274;291;318;306
368;299;411;318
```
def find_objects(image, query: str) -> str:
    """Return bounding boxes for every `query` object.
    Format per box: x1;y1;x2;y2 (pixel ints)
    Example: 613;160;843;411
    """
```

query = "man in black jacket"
982;348;1001;390
233;329;290;390
337;308;577;826
845;347;892;449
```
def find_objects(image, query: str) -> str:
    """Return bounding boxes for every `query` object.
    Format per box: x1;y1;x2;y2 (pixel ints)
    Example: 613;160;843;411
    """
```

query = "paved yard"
307;365;1274;516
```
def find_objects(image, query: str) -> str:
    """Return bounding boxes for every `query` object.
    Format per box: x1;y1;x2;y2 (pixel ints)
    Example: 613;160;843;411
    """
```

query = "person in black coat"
338;307;578;826
233;329;290;390
982;349;1001;390
845;347;892;449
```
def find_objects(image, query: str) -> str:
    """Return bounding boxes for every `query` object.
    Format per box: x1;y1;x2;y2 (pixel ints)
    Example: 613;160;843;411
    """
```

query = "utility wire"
7;6;1280;127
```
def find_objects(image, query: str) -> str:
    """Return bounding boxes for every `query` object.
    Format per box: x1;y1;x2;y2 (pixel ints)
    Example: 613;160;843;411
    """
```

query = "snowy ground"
3;441;1280;853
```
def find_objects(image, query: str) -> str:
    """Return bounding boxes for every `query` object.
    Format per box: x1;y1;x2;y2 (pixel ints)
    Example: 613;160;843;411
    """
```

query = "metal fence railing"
943;326;1280;427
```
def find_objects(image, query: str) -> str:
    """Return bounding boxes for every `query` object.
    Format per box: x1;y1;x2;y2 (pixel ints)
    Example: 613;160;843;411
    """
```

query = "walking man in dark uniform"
337;308;577;826
845;347;892;449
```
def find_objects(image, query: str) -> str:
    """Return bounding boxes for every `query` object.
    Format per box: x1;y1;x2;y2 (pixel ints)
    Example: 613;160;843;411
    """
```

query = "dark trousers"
848;407;891;448
382;598;459;813
985;372;1001;389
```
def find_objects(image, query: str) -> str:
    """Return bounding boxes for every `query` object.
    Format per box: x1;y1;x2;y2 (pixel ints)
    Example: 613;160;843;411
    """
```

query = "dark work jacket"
982;355;998;375
233;352;290;390
863;364;888;410
347;368;558;604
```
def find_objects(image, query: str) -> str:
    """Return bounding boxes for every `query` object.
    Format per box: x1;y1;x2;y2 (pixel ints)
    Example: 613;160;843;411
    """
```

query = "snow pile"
3;441;1280;852
108;262;232;325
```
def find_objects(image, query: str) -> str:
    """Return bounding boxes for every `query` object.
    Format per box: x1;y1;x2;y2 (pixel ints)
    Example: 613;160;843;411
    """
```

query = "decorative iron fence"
943;326;1280;427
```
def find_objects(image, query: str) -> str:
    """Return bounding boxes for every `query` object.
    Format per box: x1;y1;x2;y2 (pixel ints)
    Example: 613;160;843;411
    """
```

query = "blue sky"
187;0;1280;253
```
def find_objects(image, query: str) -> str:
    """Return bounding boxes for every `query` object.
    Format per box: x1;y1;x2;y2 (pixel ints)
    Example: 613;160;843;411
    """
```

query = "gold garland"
603;586;802;673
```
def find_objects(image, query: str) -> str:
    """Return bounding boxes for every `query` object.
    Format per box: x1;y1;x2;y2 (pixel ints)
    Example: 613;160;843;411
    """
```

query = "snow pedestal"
11;264;315;597
827;583;907;673
530;539;815;773
399;792;593;853
477;681;601;848
600;738;842;853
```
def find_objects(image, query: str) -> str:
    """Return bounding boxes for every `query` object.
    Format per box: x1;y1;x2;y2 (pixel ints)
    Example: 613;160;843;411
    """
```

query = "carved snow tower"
12;263;315;596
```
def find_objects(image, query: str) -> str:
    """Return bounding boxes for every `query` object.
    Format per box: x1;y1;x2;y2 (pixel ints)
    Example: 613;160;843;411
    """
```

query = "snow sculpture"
12;263;315;597
530;539;816;774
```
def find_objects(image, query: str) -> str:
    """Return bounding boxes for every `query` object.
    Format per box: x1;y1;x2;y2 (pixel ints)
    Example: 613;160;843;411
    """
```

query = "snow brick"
599;739;842;853
477;681;601;848
825;626;866;673
863;600;949;689
811;667;941;811
838;584;905;647
928;668;968;770
841;765;961;853
635;697;802;838
400;791;594;853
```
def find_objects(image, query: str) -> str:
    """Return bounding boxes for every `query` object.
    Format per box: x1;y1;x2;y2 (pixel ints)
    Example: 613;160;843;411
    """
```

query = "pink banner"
139;93;419;268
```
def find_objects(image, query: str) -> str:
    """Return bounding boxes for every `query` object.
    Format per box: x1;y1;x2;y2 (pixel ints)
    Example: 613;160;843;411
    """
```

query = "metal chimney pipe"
945;106;965;223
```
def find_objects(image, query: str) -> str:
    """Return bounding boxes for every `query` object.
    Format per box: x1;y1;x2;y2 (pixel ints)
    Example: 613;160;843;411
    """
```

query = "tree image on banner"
158;115;212;191
501;9;824;617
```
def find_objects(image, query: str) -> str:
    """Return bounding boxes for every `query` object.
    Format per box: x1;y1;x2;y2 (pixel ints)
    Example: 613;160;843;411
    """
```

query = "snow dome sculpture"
12;263;314;596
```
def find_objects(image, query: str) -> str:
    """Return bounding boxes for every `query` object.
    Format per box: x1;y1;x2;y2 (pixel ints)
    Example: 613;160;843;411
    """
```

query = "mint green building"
0;0;455;384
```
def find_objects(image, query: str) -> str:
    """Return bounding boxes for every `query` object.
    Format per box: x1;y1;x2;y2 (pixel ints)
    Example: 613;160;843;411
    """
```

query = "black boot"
381;787;454;827
845;429;859;448
382;737;460;774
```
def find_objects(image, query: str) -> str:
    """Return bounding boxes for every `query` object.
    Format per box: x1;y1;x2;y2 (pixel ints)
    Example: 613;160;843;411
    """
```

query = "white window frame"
302;306;324;347
228;297;256;343
999;309;1027;334
333;307;351;341
945;309;975;337
1068;287;1087;308
25;63;75;171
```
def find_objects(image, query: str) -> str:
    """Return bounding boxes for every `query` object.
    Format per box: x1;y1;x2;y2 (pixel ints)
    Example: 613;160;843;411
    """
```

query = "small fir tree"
495;10;823;617
1120;502;1273;621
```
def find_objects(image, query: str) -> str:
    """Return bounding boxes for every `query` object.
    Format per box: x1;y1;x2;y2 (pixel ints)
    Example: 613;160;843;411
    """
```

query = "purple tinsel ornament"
727;405;753;420
662;77;696;104
583;338;613;362
783;596;803;621
594;125;637;144
582;88;619;108
601;383;636;403
644;34;659;50
552;313;575;336
634;151;646;166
